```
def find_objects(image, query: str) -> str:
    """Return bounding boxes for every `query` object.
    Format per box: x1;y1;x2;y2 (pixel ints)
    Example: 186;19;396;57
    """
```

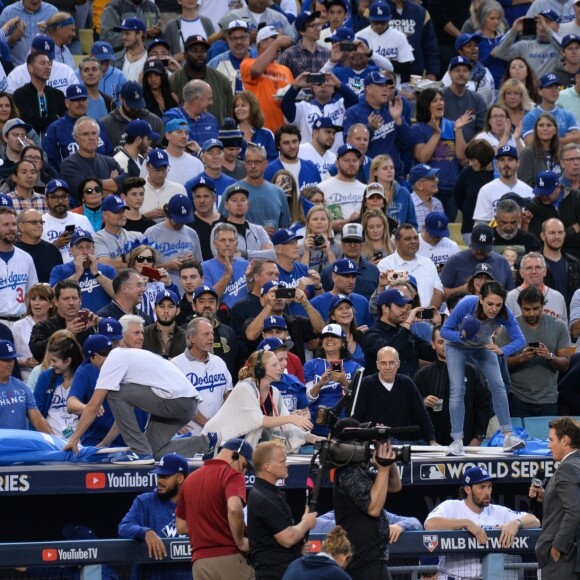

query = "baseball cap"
164;119;188;134
45;179;69;194
325;0;349;9
473;262;494;279
257;26;279;45
70;229;93;245
329;293;353;311
470;225;494;251
120;81;145;109
98;318;123;341
0;340;18;360
409;164;440;185
65;84;88;101
167;194;194;224
460;314;481;340
101;195;127;213
341;222;364;241
227;20;249;33
377;289;413;307
152;453;189;475
114;17;146;32
147;38;170;52
295;10;321;34
193;285;218;300
143;59;166;75
364;70;391;86
424;211;450;238
31;34;55;60
462;466;492;485
83;334;112;360
200;138;224;153
336;143;362;159
325;26;354;43
221;438;254;470
189;174;216;193
455;32;481;51
126;119;160;140
449;55;473;70
499;192;531;209
333;258;360;276
225;184;249;201
0;194;13;208
495;144;518;160
539;73;559;88
257;337;293;352
365;182;385;198
562;33;580;49
263;315;288;330
146;148;170;168
91;40;114;61
368;1;391;21
312;116;342;131
533;170;560;196
272;228;303;245
3;118;32;138
155;289;179;306
539;9;560;22
184;34;210;49
321;323;346;338
260;281;279;296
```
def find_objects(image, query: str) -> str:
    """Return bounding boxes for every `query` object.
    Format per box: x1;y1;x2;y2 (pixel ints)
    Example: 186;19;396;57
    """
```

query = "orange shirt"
240;59;294;133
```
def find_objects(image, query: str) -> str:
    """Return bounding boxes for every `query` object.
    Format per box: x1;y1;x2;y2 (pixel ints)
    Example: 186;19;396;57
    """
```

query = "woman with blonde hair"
203;350;316;451
300;205;339;270
497;78;534;130
273;169;306;230
362;209;395;264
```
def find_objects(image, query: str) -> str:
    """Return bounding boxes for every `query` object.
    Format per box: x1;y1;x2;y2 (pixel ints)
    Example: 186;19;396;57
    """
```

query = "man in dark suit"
533;417;580;579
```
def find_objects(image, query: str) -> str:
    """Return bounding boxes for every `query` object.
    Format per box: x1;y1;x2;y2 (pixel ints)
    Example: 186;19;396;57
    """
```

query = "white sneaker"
446;440;464;456
503;433;525;452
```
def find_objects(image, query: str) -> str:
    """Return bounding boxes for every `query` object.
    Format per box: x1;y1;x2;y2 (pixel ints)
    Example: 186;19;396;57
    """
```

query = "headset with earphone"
231;438;245;462
255;349;266;380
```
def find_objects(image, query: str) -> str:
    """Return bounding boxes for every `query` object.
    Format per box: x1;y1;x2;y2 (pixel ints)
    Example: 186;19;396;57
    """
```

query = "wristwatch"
549;352;554;360
94;271;102;278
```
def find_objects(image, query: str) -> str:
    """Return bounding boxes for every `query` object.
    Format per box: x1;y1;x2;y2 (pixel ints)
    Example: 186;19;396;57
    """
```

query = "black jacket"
544;251;580;307
13;83;66;135
142;323;186;359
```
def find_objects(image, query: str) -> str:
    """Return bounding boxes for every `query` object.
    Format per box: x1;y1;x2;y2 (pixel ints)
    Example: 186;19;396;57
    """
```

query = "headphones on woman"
255;349;266;379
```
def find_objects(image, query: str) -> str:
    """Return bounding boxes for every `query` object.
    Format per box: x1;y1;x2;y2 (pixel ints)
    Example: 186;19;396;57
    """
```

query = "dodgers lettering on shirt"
157;240;196;258
185;371;229;392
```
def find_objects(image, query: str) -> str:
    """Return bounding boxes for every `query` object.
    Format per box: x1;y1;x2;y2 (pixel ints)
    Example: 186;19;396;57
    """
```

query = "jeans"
509;393;558;418
445;343;512;440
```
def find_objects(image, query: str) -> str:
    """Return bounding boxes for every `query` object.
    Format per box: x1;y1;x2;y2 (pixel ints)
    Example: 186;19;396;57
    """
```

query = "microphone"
532;468;545;490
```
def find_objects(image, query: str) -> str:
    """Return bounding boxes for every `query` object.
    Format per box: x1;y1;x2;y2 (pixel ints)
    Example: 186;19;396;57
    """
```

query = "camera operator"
333;417;402;580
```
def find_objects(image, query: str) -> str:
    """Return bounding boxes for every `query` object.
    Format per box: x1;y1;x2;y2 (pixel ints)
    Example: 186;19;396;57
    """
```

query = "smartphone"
418;308;434;320
528;342;541;348
387;270;409;283
306;73;326;85
339;41;357;52
77;309;89;326
373;250;383;259
332;361;342;373
522;17;536;36
141;265;162;281
64;225;75;233
275;287;296;299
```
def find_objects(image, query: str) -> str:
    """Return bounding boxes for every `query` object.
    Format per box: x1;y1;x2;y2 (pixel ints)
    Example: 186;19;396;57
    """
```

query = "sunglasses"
83;186;102;194
135;255;154;263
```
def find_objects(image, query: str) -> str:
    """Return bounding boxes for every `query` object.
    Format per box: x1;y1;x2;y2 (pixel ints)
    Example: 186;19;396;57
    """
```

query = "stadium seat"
510;417;524;429
448;222;463;247
522;416;559;439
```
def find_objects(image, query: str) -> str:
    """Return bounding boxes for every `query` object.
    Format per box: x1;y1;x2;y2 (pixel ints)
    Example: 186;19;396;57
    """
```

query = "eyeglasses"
135;255;154;263
245;159;264;165
306;21;322;28
47;194;69;201
229;34;249;42
83;186;102;194
23;156;42;162
562;157;580;162
22;219;44;225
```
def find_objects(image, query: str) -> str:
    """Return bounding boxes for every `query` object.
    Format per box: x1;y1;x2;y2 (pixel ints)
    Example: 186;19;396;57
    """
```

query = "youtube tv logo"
85;473;106;489
42;549;57;561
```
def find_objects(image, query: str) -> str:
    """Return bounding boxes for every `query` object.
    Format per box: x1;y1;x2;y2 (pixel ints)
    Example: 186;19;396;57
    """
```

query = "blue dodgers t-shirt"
277;261;313;317
0;377;38;429
202;257;250;308
310;291;374;328
264;158;321;191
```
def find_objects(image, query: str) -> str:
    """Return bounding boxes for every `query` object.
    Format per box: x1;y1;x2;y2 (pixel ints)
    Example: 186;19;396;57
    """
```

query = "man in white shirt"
162;119;204;186
378;223;444;308
113;17;148;83
298;116;340;180
417;211;460;271
473;145;533;224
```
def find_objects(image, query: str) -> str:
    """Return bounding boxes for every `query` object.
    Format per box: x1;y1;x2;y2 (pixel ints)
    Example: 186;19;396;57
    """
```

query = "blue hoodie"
282;554;350;579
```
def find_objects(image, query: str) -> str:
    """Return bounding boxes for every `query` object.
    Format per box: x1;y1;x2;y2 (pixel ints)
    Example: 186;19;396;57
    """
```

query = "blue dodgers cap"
83;334;113;360
295;10;321;34
146;147;170;168
146;38;170;52
91;40;114;61
260;280;279;296
377;288;413;307
539;73;559;88
0;340;17;360
70;229;93;245
324;26;354;43
165;118;189;133
495;144;518;160
329;293;353;310
460;314;481;340
470;225;494;251
65;84;88;101
189;174;216;193
155;289;179;306
193;284;218;300
126;119;159;140
46;178;69;194
271;228;303;245
200;138;224;153
114;16;147;32
333;258;360;275
152;453;189;475
258;337;290;351
424;211;449;238
539;9;560;22
168;193;194;224
364;70;390;86
120;81;145;109
0;194;13;208
462;466;492;485
312;116;342;131
220;438;254;470
562;33;580;49
31;34;55;59
409;163;440;185
98;317;123;340
473;262;494;279
263;315;288;330
102;194;127;213
368;0;391;21
455;32;481;51
449;55;472;70
408;275;418;290
320;323;346;338
336;143;362;159
533;170;560;196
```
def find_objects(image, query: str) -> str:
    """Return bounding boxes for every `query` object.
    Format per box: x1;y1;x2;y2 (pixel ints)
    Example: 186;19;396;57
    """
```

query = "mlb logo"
423;534;439;552
420;464;445;480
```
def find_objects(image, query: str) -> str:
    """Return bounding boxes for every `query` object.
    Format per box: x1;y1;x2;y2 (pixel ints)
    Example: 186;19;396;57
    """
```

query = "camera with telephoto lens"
314;234;326;247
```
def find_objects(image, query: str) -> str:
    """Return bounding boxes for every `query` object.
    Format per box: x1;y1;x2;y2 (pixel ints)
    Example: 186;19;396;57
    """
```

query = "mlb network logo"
42;549;58;561
86;472;106;489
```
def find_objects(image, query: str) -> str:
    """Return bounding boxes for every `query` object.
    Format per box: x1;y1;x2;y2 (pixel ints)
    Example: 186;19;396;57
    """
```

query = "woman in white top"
300;205;339;271
474;104;524;155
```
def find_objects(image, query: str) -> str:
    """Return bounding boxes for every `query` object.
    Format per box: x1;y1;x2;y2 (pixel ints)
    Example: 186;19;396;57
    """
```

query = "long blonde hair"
362;209;395;257
497;78;534;113
239;350;277;381
369;154;395;206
